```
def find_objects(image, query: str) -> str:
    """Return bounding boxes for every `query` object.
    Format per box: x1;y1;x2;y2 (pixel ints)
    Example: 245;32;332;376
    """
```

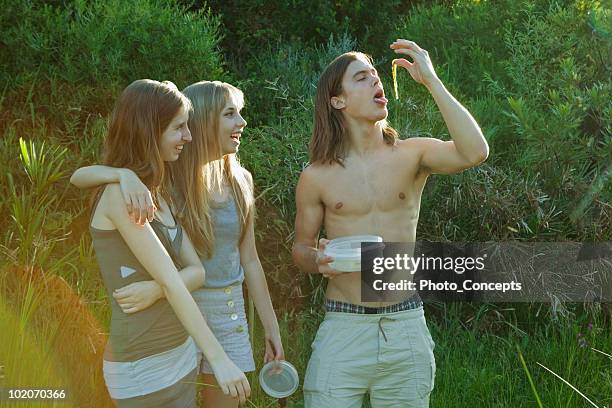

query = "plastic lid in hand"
258;360;299;399
324;235;384;272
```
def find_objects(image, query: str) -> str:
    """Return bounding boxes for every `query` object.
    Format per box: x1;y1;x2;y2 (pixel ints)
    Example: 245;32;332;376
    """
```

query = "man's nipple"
399;192;406;200
335;202;344;210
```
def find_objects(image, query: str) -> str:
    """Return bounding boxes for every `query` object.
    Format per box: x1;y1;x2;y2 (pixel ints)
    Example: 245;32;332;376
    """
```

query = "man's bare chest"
319;162;424;215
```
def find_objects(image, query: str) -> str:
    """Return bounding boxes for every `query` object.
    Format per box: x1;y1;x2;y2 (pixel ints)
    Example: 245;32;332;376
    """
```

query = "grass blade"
536;362;601;408
590;347;612;360
516;344;543;408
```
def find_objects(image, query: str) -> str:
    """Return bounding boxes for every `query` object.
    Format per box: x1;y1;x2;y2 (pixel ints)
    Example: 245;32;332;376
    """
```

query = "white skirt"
103;336;198;400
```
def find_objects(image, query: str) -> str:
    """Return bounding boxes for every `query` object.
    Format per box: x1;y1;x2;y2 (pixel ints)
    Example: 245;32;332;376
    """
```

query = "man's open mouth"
373;89;388;105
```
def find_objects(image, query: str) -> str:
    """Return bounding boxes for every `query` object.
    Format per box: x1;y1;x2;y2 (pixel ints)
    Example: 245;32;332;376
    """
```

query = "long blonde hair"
311;52;398;165
172;81;254;258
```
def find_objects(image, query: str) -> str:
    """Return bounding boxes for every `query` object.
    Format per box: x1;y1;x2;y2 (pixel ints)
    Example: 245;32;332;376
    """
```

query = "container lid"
325;235;383;258
259;360;299;399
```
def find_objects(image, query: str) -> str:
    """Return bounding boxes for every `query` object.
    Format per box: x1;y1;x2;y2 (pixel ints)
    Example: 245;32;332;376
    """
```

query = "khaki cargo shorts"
303;306;436;408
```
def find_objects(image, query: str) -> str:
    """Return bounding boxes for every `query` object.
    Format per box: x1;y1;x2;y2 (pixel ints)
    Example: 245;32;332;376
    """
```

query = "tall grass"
1;134;110;406
0;296;72;408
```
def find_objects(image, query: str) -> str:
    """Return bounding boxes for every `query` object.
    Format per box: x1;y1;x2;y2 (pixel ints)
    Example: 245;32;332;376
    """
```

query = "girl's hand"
390;39;440;88
209;357;251;405
118;169;156;225
113;280;162;313
264;329;285;372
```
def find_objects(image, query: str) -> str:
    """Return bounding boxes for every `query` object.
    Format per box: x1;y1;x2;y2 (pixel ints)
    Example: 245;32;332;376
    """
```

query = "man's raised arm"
417;76;489;174
391;38;489;175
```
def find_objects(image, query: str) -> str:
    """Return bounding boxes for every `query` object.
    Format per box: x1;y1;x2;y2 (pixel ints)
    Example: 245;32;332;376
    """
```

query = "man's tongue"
374;96;388;104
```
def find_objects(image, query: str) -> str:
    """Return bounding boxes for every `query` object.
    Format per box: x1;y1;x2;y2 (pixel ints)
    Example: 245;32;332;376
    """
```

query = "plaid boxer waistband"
324;292;423;314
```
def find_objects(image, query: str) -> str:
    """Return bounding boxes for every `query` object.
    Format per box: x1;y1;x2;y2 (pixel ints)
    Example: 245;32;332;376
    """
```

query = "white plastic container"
259;360;299;399
324;235;384;272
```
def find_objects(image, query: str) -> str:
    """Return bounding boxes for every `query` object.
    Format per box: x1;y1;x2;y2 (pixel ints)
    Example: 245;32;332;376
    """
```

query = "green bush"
0;0;225;126
201;0;405;60
418;165;568;241
1;0;224;87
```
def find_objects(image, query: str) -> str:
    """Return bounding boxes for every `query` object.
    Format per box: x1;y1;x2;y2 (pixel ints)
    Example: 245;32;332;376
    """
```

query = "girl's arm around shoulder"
72;165;155;224
70;165;126;189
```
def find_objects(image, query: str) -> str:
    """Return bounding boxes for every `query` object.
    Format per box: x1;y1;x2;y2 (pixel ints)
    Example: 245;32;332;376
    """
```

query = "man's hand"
316;238;344;279
390;39;439;88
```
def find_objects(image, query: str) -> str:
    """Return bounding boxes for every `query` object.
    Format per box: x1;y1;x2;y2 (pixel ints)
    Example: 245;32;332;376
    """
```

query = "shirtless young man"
292;39;489;407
